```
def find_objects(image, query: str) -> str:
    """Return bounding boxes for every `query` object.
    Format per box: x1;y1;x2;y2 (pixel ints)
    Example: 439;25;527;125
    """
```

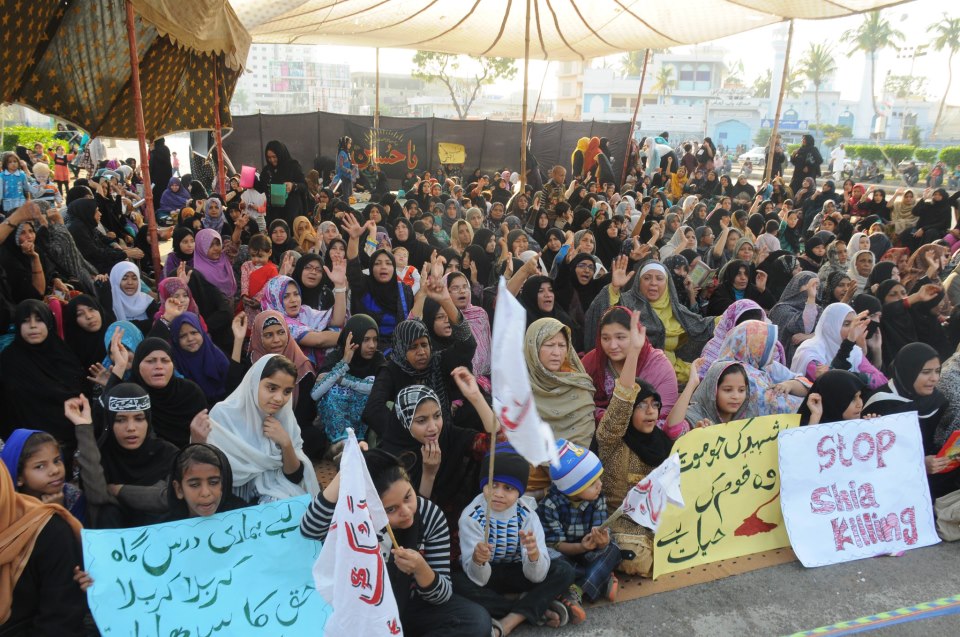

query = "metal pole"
519;0;531;189
124;0;162;280
764;19;794;183
620;49;650;187
213;64;227;199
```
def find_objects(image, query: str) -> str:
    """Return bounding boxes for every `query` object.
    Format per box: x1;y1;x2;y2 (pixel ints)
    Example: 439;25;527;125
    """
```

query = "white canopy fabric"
231;0;909;60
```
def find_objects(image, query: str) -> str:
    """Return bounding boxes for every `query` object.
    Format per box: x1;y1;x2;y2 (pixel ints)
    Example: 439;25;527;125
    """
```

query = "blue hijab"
0;428;44;481
169;312;230;402
102;320;144;379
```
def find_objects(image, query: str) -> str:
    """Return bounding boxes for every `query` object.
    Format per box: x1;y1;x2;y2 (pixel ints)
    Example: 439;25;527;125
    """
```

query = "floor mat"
594;548;798;605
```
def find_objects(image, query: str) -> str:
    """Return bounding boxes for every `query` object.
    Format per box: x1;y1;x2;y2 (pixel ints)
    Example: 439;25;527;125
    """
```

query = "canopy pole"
124;0;162;280
373;48;380;166
519;0;531;190
213;64;227;200
620;49;650;187
764;19;794;183
529;62;551;136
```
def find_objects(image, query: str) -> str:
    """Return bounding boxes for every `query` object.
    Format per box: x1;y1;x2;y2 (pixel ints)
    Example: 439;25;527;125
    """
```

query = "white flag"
491;277;560;468
314;429;402;636
620;453;684;532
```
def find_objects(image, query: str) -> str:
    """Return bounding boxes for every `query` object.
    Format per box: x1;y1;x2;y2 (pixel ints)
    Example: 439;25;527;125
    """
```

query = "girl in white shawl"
194;354;320;503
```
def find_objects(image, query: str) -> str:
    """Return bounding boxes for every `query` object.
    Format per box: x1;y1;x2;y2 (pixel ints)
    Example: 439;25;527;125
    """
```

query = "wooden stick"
385;522;401;549
764;19;794;183
599;507;625;530
483;432;497;545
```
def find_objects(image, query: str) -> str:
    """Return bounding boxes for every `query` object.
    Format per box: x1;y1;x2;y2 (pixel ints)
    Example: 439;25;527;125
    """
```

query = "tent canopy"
1;0;251;139
232;0;908;60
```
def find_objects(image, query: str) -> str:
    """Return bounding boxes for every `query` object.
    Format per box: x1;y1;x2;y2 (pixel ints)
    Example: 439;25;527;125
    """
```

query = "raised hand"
806;393;823;422
918;283;942;302
342;213;365;238
231;313;247;342
109;327;130;374
86;363;111;387
64;395;93;426
341;331;358;365
280;252;297;276
519;529;540;562
323;258;348;289
611;255;635;291
451;367;482;402
754;270;768;292
162;296;185;323
190;410;212;443
628;310;647;353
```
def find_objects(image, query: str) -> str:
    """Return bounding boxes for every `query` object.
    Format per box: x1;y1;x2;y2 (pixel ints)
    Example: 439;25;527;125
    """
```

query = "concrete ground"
520;542;960;636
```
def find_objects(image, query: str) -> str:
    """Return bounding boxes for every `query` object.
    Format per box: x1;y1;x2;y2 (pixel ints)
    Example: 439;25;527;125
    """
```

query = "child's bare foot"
541;609;561;628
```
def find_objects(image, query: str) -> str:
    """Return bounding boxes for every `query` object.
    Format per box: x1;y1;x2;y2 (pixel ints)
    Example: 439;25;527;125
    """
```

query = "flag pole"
599;507;624;530
483;437;497;545
764;19;794;183
385;523;400;549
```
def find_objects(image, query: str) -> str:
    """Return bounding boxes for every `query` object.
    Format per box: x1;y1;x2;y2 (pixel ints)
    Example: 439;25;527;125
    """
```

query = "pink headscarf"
193;228;237;298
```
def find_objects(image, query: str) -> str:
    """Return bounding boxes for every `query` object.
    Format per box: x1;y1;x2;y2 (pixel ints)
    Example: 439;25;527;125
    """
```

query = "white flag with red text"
491;277;560;468
621;453;684;532
314;429;402;636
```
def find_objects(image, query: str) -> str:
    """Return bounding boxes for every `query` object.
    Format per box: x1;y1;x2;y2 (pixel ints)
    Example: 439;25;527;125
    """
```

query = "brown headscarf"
249;310;315;402
523;318;597;448
0;463;82;623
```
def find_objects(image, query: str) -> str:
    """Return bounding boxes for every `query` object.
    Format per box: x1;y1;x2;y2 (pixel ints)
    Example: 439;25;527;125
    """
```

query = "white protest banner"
778;412;940;567
491;276;559;467
621;453;684;532
314;430;402;636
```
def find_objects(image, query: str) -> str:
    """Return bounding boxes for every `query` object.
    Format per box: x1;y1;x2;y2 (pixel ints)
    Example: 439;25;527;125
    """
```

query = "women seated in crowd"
3;148;960;634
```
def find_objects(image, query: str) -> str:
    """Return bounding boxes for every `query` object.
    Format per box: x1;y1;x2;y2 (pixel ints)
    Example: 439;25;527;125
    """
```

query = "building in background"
233;44;349;114
350;72;428;116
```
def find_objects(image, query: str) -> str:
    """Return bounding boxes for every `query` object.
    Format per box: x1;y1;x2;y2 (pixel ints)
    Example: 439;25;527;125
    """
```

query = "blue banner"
81;495;331;636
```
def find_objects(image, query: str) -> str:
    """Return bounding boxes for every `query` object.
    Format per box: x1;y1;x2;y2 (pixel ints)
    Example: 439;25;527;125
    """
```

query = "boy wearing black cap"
454;443;575;635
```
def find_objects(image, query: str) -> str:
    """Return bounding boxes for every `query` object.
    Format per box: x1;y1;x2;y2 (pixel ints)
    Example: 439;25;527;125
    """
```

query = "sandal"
491;619;504;637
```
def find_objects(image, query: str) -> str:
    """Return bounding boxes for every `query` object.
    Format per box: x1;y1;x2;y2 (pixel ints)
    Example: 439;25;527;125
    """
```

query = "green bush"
882;144;917;167
915;148;939;163
786;143;800;155
940;146;960;167
0;126;63;164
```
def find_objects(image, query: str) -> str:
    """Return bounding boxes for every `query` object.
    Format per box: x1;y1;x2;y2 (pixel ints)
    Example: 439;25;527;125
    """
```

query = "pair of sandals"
489;601;569;637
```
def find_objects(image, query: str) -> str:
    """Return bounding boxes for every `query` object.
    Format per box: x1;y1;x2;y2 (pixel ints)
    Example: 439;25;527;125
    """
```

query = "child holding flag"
301;442;491;636
539;440;620;624
454;443;575;635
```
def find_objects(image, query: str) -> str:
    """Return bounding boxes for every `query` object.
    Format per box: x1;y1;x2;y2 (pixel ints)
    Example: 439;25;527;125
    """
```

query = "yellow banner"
653;414;799;579
438;142;466;164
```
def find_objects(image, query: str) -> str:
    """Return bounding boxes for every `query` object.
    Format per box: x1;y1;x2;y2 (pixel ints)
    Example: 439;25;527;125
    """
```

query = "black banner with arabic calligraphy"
344;122;426;180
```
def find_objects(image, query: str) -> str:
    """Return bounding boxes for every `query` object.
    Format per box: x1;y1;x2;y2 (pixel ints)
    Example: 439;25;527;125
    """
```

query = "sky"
287;0;959;105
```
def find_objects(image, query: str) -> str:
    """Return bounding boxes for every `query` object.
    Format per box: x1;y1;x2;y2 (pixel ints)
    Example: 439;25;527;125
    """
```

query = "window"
611;97;627;108
695;64;711;90
678;64;694;91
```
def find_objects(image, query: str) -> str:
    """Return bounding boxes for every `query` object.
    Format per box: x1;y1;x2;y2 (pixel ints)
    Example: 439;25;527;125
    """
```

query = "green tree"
809;124;852;147
841;11;905;119
725;59;746;87
652;66;677;104
750;69;802;99
620;49;669;77
883;74;928;99
411;52;517;120
940;146;960;167
905;124;922;147
916;148;939;163
751;71;771;98
928;15;960;140
754;128;772;147
798;43;836;128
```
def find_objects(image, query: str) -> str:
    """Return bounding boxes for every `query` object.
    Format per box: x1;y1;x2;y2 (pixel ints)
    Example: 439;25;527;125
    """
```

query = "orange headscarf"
0;463;82;623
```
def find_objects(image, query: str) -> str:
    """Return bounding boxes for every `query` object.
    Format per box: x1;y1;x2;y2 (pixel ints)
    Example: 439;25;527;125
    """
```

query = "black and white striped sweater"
300;493;453;605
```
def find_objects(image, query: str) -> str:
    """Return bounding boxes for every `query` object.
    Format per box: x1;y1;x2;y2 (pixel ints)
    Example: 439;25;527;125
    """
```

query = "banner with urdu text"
778;413;940;567
653;414;799;579
82;495;330;636
344;121;427;180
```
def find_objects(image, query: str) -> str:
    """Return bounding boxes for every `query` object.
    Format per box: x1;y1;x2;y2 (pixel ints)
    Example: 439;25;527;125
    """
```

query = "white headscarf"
208;354;320;503
109;261;153;321
846;232;869;256
847;249;875;291
790;302;863;376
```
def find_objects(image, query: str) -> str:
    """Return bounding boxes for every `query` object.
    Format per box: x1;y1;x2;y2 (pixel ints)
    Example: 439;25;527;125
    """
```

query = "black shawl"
63;294;108;369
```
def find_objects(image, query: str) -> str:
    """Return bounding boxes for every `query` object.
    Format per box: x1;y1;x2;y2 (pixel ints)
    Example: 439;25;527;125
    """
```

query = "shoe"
604;574;619;602
547;598;570;627
556;586;585;625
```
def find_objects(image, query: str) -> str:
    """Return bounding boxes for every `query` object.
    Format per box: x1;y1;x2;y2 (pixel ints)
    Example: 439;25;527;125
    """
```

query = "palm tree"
751;71;772;98
841;11;905;119
652;66;676;104
798;43;837;128
620;49;669;77
929;15;960;140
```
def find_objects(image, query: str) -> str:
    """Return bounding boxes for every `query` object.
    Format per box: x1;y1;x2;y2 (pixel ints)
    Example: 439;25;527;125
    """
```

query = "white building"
233;44;350;114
